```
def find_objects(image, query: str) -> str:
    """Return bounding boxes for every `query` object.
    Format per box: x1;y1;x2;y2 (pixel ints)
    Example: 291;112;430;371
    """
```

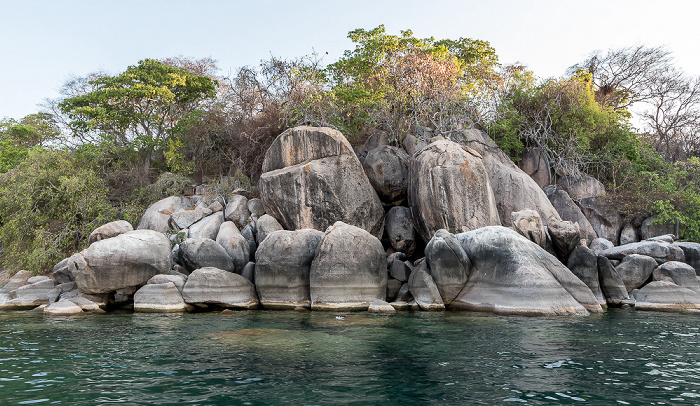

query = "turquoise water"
1;309;700;405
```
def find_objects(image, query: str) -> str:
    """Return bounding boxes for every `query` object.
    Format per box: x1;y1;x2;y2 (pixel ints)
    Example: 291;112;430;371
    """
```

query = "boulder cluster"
1;126;698;316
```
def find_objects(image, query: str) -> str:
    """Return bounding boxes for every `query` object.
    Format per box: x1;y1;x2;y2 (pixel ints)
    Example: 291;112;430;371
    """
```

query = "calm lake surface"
1;309;700;405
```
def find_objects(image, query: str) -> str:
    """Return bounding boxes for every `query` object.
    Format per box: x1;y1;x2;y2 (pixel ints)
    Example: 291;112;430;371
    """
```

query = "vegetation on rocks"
2;26;700;274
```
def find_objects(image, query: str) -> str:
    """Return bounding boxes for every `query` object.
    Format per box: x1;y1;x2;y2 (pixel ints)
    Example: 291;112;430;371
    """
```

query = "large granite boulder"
408;139;500;242
641;216;678;240
460;129;561;228
259;126;384;238
188;212;224;241
88;220;133;245
178;238;234;274
557;174;606;201
224;195;250;229
52;258;74;284
408;263;445;311
425;229;470;304
511;209;548;249
619;223;639;246
137;196;192;233
567;246;605;306
578;197;622;245
71;230;172;294
633;281;700;312
134;282;189;312
590;238;614;255
168;207;210;231
384;206;417;257
600;241;685;264
44;301;84;315
597;256;632;306
215;222;249;273
255;215;284;245
452;226;602;315
543;185;597;244
548;220;581;263
517;147;551;188
676;242;700;275
653;261;700;289
309;222;387;310
614;254;658;292
255;229;324;309
0;279;55;310
181;267;258;309
362;145;410;206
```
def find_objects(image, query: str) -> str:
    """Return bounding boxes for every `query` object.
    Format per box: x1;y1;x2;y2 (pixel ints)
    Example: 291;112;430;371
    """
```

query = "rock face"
511;209;548;248
633;281;700;311
254;229;324;309
597;256;631;306
543;185;597;245
425;229;470;304
215;222;249;273
557;174;606;201
178;238;234;274
134;282;188;312
676;242;700;275
567;246;605;306
460;129;561;228
408;139;500;242
309;222;387;310
138;196;192;233
452;226;602;315
181;267;258;309
362;145;410;206
578;197;622;245
88;220;133;245
614;254;658;292
384;206;417;256
408;263;445;311
259;126;384;238
641;216;678;240
72;230;172;294
600;241;685;264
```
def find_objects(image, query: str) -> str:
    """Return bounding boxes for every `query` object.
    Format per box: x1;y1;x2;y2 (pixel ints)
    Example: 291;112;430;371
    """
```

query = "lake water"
1;309;700;405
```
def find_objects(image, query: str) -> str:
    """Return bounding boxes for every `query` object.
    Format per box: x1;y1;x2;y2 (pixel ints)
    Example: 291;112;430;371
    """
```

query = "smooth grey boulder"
134;282;189;312
597;256;632;306
619;223;639;246
548;220;581;263
255;229;324;309
44;301;83;315
543;185;597;245
615;254;658;292
4;279;55;309
388;259;411;282
653;261;700;289
386;279;402;302
557;174;606;201
241;224;257;260
356;131;391;160
168;208;208;231
368;299;396;313
47;282;77;303
52;258;74;284
224;195;250;229
517;147;551;188
590;238;614;255
648;234;675;244
600;241;685;264
72;230;172;295
188;212;224;241
384;206;417;256
178;238;234;274
641;216;678;240
241;262;255;283
408;263;445;310
578;197;622;245
633;281;700;312
310;222;387;310
181;267;258;309
147;274;186;292
88;220;133;245
259;126;384;239
408;139;500;242
362;145;410;206
452;226;602;315
208;201;223;213
566;246;605;306
460;129;561;228
256;215;284;245
0;270;31;293
425;229;470;304
401;133;428;156
137;196;192;233
676;242;700;275
215;222;249;273
248;198;265;218
511;209;548;248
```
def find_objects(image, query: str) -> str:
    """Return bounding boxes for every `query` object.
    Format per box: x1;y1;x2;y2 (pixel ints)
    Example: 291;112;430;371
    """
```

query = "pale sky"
1;0;699;120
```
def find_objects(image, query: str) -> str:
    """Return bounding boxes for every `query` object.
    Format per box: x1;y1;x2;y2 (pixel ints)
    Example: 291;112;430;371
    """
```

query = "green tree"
0;113;61;173
58;59;217;175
